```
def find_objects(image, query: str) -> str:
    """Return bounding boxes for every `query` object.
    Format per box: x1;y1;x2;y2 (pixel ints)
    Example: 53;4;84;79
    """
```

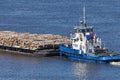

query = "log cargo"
0;31;71;56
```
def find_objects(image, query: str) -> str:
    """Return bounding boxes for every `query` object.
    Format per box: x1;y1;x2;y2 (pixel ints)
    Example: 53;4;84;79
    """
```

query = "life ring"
82;45;84;49
82;45;86;50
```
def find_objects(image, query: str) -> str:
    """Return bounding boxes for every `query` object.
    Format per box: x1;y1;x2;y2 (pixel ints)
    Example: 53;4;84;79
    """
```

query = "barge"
0;31;70;56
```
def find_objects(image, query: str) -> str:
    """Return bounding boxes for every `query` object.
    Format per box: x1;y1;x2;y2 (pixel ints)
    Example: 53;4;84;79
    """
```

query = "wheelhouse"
74;26;93;34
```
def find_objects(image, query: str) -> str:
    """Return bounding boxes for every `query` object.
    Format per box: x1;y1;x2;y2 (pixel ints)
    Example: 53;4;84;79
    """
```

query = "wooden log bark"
0;31;71;50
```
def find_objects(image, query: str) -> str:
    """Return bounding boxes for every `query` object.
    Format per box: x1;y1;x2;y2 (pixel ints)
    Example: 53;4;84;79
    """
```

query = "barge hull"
0;45;59;57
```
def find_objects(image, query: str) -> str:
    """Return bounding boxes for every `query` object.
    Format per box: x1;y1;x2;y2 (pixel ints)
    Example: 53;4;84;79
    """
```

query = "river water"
0;0;120;80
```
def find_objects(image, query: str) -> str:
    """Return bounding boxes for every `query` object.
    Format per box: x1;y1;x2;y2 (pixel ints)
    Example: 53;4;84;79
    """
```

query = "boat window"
86;29;89;32
80;38;83;41
75;28;93;33
86;29;93;32
82;29;85;33
90;29;93;32
79;29;82;32
74;38;79;42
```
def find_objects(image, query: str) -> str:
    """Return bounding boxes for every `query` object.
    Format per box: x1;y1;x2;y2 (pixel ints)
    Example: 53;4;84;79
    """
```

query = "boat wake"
110;62;120;66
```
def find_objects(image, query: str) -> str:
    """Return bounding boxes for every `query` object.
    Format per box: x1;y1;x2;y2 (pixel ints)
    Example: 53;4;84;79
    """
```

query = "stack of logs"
0;31;71;50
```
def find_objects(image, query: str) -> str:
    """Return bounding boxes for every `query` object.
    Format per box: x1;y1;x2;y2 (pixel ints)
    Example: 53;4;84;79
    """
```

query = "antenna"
83;0;86;27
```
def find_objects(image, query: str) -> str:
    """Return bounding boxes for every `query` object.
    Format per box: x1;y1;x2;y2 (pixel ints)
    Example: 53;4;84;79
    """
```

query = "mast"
83;0;86;27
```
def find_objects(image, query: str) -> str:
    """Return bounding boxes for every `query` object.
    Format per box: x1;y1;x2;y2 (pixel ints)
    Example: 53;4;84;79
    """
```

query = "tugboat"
59;1;120;63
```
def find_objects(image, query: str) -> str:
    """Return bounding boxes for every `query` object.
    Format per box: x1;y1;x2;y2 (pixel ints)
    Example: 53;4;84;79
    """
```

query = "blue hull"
60;44;120;63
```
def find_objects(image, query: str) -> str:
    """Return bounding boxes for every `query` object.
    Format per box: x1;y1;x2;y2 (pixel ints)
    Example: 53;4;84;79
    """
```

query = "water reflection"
72;62;90;80
73;62;88;76
72;62;110;80
72;61;120;80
